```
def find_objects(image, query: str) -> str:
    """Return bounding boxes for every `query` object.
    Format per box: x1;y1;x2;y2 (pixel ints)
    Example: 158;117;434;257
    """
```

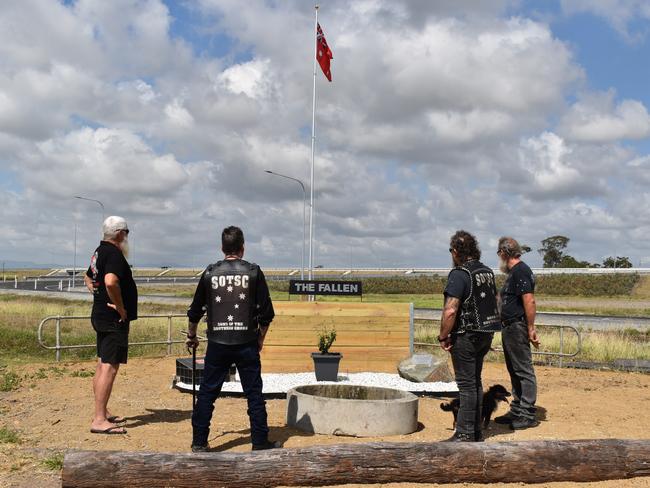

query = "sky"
2;0;650;269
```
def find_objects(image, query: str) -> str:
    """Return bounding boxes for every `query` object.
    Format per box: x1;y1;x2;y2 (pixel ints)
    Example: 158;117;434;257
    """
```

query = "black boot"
191;444;209;452
511;416;539;430
494;412;515;425
442;432;474;442
252;440;282;451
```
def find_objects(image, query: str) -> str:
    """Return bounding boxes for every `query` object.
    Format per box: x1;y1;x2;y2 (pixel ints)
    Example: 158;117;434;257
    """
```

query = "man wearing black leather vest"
439;230;501;442
494;236;540;430
185;226;279;452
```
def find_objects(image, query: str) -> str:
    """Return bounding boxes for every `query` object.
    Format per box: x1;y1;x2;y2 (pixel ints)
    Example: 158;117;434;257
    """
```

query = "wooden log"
62;439;650;488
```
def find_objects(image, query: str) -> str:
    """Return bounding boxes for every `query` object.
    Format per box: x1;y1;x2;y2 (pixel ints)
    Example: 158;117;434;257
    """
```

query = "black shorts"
93;319;130;364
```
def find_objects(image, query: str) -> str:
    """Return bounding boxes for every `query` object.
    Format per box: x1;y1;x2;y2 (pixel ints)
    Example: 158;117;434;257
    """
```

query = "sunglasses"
120;229;130;235
448;248;453;253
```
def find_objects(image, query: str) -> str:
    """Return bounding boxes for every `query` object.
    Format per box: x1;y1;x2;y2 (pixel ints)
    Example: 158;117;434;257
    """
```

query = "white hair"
102;216;128;240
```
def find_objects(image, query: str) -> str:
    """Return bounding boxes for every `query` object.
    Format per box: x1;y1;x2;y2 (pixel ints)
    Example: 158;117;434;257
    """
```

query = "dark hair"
498;236;522;258
450;230;481;263
222;226;244;254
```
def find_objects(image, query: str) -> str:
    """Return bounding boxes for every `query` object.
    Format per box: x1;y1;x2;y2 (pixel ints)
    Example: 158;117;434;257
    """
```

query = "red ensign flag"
316;23;333;81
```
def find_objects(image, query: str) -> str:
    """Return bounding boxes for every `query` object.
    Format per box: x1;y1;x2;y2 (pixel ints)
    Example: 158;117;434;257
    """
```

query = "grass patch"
70;369;94;378
414;320;650;364
41;452;64;471
0;294;189;363
0;426;21;444
0;370;21;391
631;275;650;298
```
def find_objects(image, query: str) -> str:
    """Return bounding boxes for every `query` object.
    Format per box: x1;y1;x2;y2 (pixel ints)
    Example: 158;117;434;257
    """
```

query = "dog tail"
440;401;454;412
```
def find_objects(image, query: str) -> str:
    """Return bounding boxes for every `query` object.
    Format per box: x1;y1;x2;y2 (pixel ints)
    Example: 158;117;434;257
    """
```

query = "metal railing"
414;323;582;367
37;314;206;361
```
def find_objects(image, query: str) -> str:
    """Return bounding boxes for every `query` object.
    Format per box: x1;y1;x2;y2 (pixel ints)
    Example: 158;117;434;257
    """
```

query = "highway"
414;309;650;332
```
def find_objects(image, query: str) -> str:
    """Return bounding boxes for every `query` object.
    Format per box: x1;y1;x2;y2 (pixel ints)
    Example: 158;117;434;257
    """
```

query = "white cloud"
1;0;650;268
559;90;650;142
21;127;188;200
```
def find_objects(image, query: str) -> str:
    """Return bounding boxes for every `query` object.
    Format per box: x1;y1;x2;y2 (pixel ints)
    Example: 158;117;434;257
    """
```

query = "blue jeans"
192;340;269;447
450;331;494;436
501;320;537;420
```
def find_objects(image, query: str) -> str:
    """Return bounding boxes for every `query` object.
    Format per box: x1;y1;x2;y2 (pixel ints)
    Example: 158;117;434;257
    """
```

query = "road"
414;308;650;331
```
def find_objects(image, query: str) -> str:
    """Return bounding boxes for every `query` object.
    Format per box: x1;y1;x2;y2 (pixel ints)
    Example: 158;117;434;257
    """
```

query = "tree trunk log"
62;439;650;488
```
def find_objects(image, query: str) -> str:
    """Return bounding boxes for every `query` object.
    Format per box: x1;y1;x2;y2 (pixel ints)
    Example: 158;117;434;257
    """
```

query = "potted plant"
311;326;342;381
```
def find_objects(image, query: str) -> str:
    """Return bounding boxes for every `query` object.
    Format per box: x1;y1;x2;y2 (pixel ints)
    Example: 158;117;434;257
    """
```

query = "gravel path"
175;372;457;395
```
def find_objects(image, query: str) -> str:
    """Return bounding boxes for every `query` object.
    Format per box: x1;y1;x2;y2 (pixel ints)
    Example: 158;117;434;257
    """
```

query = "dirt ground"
1;358;649;488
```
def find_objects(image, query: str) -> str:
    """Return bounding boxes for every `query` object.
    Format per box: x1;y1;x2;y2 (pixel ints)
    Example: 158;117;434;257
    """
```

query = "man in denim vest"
439;230;501;442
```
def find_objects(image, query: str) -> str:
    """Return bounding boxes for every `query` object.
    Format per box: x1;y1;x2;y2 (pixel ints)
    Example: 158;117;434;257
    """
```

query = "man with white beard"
84;216;137;435
495;237;540;430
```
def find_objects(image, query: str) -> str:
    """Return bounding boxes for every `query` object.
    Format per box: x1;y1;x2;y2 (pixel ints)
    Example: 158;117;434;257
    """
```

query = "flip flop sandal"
90;426;127;435
107;416;127;423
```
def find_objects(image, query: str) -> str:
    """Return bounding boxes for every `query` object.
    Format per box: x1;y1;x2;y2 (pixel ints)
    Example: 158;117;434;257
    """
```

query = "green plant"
70;369;94;378
0;370;21;391
0;426;21;444
42;452;64;471
317;327;337;354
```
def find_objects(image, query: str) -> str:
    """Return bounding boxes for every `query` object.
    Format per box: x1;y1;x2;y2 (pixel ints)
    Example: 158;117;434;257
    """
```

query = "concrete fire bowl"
286;384;418;437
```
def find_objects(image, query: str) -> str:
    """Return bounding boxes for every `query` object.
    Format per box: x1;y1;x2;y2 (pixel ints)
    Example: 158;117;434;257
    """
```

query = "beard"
119;237;130;259
499;257;509;273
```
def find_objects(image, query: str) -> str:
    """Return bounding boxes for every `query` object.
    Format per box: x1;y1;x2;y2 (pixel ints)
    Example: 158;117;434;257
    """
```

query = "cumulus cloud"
1;0;649;268
21;127;188;201
559;90;650;142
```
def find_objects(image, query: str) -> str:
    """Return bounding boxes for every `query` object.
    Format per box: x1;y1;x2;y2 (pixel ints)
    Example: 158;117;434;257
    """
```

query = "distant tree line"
537;235;632;269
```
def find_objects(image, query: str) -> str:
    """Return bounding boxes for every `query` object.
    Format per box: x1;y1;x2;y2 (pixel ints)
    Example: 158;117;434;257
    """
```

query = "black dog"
440;384;511;429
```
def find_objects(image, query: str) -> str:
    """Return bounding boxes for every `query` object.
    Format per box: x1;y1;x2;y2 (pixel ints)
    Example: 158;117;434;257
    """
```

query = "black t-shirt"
499;261;535;320
444;267;470;332
86;241;138;323
444;268;471;302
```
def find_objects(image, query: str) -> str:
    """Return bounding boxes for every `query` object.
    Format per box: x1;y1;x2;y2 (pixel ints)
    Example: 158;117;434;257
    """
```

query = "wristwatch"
437;335;449;342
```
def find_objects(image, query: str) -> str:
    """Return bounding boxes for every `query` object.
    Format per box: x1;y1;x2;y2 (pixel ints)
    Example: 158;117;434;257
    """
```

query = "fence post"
559;326;564;368
55;316;61;362
14;276;17;289
167;315;173;355
34;279;38;290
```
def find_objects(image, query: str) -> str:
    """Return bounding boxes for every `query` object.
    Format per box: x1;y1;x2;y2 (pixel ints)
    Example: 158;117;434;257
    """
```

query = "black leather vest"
455;260;501;333
204;259;259;345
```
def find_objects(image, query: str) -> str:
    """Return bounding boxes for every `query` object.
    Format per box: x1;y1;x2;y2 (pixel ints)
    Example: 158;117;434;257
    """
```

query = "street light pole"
74;196;105;221
265;170;306;280
73;222;77;288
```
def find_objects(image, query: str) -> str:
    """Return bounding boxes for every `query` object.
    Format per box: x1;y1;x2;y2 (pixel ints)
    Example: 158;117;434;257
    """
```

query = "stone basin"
286;384;418;437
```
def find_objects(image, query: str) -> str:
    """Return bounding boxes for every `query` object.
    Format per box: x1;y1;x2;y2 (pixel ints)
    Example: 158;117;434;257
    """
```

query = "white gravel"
175;372;457;395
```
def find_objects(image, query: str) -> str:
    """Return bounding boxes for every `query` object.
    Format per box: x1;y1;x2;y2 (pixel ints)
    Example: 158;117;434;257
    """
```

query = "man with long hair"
438;230;501;442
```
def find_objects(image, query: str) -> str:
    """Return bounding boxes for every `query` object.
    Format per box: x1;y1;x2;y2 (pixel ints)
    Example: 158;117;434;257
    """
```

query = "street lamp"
74;196;105;221
265;170;306;280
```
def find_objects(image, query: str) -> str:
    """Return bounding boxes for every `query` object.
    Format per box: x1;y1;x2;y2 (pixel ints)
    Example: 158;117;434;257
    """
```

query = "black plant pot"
311;352;342;381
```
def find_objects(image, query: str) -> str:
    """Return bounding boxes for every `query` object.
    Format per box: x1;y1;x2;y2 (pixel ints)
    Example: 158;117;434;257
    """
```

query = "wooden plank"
270;316;410;330
62;439;650;487
264;330;410;346
273;302;410;318
261;346;410;372
262;359;401;373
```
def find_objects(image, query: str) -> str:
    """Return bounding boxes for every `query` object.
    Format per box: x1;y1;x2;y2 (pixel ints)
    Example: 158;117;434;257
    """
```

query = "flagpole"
308;4;318;282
